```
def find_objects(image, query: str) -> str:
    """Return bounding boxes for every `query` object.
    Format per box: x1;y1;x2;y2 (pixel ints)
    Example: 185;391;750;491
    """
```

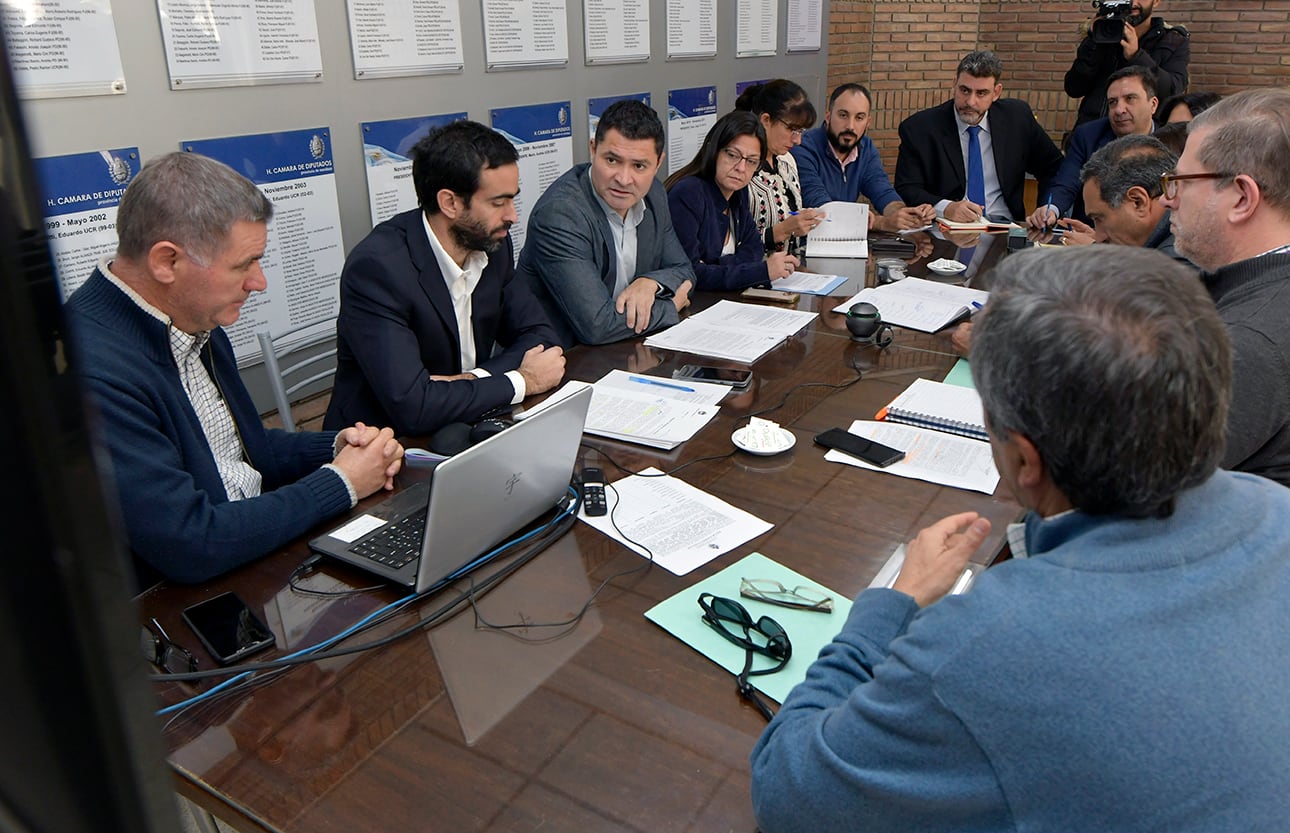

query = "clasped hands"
334;422;404;497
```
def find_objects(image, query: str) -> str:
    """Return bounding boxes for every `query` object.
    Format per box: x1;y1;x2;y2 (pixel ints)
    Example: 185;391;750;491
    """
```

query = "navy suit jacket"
325;209;557;436
894;98;1063;222
1048;118;1119;224
666;176;768;291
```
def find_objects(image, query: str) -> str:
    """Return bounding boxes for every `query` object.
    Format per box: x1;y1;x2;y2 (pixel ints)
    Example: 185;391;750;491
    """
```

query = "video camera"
1091;0;1134;45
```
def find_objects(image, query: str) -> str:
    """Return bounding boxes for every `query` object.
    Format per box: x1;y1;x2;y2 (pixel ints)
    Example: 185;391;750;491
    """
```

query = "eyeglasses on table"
140;617;198;675
739;577;834;613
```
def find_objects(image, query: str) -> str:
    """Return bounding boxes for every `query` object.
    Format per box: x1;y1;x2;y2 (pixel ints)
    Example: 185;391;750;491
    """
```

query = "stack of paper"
644;300;817;363
582;370;728;450
824;420;999;494
832;277;988;333
806;200;869;259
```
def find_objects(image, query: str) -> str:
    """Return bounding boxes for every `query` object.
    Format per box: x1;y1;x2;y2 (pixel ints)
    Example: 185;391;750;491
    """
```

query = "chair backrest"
256;321;338;432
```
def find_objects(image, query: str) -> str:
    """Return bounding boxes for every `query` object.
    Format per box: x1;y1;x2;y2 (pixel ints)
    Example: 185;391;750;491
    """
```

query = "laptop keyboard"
349;512;426;570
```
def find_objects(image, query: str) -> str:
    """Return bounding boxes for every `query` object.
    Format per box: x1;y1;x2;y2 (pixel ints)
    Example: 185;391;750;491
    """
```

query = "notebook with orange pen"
875;378;989;442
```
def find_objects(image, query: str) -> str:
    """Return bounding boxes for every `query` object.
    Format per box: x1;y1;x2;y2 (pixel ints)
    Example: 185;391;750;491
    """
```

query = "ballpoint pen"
1042;193;1056;236
628;375;695;393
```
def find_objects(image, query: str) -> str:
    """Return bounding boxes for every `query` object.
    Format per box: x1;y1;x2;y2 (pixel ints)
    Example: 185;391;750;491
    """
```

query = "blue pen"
629;375;695;393
1042;193;1056;236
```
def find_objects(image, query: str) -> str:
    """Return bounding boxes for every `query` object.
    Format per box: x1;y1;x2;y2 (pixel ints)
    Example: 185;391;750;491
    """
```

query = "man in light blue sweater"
751;245;1290;832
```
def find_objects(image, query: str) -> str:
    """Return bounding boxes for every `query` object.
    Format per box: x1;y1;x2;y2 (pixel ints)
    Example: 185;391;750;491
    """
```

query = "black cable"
467;482;656;641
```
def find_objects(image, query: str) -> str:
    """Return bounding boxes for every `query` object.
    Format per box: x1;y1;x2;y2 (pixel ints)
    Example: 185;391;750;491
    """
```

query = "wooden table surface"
142;231;1019;833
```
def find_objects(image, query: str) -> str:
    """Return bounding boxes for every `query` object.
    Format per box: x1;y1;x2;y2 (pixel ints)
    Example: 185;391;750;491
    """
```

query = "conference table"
142;231;1018;833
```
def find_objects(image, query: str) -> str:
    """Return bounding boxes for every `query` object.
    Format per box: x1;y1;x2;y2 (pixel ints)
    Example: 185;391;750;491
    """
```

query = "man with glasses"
1160;88;1290;486
895;51;1063;223
751;245;1290;832
65;153;405;585
1079;134;1188;261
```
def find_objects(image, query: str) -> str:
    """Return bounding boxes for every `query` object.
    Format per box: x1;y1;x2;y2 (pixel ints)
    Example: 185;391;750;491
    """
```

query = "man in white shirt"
516;100;695;346
65;152;404;584
327;120;565;435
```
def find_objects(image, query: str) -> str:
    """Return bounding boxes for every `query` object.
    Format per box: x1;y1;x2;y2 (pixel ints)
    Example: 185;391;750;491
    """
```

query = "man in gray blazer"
516;100;695;346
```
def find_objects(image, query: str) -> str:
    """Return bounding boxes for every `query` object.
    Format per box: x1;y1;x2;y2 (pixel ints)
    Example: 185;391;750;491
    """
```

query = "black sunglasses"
140;618;198;675
698;593;792;721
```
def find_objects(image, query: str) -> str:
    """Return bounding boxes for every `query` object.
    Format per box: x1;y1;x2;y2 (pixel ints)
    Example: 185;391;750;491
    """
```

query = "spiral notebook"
877;378;989;441
806;201;869;259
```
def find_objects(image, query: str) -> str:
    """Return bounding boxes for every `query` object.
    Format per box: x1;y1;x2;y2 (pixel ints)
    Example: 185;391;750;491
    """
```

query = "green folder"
644;552;853;704
942;357;975;389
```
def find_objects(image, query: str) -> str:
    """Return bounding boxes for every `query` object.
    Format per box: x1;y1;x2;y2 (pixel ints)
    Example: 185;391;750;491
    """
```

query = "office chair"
256;321;338;432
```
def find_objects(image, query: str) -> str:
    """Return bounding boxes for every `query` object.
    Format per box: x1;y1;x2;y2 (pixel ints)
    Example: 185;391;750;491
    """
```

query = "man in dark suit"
1026;66;1158;229
895;51;1063;223
325;121;565;436
516;100;694;347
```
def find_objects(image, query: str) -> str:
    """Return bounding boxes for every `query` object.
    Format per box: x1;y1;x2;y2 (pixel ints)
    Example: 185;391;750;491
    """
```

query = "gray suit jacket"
515;163;694;346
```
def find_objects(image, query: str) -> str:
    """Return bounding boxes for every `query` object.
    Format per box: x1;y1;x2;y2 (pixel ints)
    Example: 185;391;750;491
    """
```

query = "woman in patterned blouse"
735;80;825;259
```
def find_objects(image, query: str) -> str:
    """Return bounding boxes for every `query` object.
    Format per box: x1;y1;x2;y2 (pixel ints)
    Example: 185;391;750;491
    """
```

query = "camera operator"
1064;0;1189;128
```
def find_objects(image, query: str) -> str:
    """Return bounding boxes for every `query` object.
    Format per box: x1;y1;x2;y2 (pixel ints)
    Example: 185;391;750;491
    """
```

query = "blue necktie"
966;125;985;210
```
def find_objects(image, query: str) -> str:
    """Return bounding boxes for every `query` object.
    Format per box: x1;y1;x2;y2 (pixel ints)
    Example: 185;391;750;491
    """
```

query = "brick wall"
826;0;1290;176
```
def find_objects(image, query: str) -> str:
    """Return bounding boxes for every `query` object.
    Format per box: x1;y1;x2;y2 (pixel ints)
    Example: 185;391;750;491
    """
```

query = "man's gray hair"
957;50;1003;82
972;246;1229;518
1079;135;1177;207
1189;88;1290;214
116;152;273;263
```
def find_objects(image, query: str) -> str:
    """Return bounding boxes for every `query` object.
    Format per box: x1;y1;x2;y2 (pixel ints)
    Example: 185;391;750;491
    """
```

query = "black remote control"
581;467;607;516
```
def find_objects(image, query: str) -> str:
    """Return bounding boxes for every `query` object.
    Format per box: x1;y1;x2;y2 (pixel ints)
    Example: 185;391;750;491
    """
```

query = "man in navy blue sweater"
66;152;404;585
791;84;935;231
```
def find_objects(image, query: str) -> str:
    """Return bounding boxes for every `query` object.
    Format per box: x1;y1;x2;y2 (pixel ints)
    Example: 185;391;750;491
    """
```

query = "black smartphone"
182;591;275;665
581;467;607;517
814;428;906;468
673;365;753;388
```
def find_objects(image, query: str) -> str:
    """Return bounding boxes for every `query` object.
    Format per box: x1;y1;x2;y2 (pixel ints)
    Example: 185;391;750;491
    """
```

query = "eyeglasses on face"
720;146;762;170
698;592;792;666
739;577;834;612
774;118;807;137
140;618;198;675
1160;171;1236;200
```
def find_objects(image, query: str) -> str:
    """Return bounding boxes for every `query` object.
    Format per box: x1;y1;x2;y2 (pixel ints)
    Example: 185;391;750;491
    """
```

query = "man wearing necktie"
895;51;1063;223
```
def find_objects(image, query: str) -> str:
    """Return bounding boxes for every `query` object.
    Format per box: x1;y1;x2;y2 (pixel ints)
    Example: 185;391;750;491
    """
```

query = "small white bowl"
732;426;796;456
927;258;966;275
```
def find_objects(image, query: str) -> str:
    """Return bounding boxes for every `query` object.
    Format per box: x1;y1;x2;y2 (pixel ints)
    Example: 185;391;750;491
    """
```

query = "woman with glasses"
665;111;799;290
734;80;825;259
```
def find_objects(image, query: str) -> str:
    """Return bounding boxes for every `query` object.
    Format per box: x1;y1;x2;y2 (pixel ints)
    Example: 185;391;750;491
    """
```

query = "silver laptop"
309;385;592;593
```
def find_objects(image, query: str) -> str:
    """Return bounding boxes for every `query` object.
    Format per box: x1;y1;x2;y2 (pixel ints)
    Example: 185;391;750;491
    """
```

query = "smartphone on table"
672;365;753;389
182;591;275;665
814;427;906;468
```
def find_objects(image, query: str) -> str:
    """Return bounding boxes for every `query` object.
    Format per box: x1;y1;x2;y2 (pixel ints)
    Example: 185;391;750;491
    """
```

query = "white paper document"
665;0;716;58
785;0;822;52
832;277;989;333
584;371;724;450
824;420;1000;494
580;468;773;575
772;270;847;295
644;300;817;363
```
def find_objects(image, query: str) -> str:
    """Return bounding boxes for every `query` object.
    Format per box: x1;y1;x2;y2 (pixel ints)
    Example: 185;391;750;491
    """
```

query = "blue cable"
156;486;580;716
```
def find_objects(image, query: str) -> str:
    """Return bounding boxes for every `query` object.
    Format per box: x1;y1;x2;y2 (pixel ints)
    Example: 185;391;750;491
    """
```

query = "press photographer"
1064;0;1189;128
